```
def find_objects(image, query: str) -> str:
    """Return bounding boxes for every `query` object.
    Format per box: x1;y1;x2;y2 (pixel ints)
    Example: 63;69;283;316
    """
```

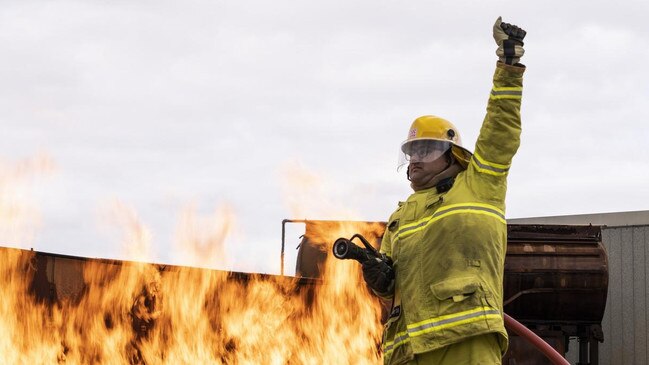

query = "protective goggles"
398;140;451;170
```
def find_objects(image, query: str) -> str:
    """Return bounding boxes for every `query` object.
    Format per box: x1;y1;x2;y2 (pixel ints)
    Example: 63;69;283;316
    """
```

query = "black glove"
493;16;527;65
361;257;395;295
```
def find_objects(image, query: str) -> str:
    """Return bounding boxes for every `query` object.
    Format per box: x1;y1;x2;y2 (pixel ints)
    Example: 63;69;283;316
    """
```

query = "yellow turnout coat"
380;62;525;365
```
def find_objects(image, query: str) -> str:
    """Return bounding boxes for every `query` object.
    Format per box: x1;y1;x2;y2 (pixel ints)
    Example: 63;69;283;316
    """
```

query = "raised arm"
468;17;527;204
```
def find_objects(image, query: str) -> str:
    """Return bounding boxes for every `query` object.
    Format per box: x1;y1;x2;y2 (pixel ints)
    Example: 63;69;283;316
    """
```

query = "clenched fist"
493;16;526;65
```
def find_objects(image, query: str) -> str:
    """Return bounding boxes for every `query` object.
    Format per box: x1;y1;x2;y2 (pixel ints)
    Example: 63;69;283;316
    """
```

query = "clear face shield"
397;139;452;171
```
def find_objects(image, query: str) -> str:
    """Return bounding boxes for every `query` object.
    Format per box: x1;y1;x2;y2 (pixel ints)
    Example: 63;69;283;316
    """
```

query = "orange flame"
0;159;386;364
0;153;55;246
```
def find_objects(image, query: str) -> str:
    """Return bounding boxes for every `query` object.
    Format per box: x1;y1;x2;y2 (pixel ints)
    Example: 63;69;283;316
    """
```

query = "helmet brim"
451;144;473;169
400;137;451;154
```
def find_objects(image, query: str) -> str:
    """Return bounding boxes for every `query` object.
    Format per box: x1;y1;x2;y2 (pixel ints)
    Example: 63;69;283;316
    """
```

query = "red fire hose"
504;313;570;365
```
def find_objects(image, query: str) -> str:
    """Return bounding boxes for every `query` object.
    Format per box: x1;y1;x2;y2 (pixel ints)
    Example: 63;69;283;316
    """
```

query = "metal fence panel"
595;226;648;365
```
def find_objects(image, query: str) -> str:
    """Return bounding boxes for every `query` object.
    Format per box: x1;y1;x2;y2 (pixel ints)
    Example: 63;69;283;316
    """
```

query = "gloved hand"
493;16;526;65
361;256;395;295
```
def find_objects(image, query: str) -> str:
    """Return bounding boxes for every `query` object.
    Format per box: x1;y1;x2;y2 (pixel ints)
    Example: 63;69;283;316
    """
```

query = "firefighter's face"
408;154;450;191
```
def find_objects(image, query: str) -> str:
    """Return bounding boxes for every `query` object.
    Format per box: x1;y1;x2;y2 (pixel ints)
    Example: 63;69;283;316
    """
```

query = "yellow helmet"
398;115;473;170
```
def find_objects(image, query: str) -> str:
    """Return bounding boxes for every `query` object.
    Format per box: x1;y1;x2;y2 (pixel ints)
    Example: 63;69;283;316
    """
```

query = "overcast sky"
1;0;648;274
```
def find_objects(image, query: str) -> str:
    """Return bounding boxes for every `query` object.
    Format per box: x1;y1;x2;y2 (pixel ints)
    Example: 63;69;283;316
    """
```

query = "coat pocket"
430;276;480;303
427;277;489;339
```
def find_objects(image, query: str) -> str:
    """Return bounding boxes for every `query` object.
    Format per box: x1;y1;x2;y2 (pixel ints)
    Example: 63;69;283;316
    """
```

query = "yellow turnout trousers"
406;334;501;365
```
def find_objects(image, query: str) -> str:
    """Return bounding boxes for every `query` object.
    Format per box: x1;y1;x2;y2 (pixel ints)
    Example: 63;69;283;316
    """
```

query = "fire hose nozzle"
333;238;361;260
332;234;381;263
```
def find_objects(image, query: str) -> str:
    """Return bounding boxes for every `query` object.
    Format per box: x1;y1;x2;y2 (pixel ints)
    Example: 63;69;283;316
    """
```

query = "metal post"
281;219;288;276
589;336;599;365
578;336;589;365
281;219;308;276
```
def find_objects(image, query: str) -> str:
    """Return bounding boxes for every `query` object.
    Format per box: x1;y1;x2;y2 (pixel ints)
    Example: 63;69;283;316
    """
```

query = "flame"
0;159;386;364
173;204;235;269
106;200;154;262
0;153;55;245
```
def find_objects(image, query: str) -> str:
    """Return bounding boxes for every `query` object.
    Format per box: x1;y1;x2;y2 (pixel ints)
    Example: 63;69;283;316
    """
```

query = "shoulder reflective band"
383;306;501;356
490;86;522;100
393;202;506;243
471;152;510;176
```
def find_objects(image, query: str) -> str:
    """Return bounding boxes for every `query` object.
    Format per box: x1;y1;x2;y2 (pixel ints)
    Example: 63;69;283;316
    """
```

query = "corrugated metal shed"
510;211;649;365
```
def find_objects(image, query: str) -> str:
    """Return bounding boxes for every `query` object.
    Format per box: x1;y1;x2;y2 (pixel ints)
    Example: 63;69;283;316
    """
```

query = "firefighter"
362;17;526;365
